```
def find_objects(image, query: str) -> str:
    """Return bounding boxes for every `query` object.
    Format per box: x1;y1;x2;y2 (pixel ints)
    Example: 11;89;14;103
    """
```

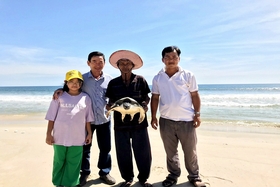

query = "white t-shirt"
151;66;198;121
45;92;94;146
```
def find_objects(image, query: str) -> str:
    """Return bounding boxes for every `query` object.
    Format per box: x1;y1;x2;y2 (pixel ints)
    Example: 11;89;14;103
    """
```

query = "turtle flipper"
138;108;145;123
130;113;136;121
121;113;126;122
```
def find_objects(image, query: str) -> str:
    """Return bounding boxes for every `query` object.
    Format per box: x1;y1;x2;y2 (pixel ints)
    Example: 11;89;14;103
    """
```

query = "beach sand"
1;114;280;187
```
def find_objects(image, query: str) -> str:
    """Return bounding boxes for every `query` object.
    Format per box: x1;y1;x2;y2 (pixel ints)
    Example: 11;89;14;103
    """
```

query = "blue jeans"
80;121;112;176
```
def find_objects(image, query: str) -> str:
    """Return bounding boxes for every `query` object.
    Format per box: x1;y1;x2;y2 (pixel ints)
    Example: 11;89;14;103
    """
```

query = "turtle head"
123;102;131;110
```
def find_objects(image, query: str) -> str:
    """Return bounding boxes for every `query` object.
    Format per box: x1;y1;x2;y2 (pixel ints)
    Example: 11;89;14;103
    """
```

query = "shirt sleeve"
105;81;112;98
45;99;59;121
151;76;159;94
142;77;151;95
185;71;198;92
85;95;94;122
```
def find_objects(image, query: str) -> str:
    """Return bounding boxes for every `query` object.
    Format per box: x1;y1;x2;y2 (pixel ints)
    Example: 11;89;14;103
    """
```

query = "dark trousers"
114;128;152;182
81;121;112;176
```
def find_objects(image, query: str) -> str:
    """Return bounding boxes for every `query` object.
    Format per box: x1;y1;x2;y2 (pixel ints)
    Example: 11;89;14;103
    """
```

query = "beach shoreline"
1;114;280;187
1;113;280;134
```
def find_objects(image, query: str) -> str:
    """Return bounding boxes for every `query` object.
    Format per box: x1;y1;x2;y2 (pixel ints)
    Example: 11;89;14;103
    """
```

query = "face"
67;78;82;91
162;50;180;68
87;56;105;73
118;59;134;73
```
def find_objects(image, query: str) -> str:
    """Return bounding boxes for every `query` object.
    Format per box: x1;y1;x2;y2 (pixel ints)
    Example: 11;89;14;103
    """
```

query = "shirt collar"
158;66;183;74
88;71;104;80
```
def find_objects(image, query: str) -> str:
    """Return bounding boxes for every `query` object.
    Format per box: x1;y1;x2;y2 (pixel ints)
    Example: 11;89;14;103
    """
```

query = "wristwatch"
194;112;200;116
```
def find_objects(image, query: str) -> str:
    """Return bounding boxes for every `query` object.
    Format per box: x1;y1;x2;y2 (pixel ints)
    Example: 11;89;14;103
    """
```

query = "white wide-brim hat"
109;50;143;70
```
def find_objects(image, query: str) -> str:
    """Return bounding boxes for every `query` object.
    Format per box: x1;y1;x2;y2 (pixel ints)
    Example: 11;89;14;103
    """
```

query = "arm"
150;94;160;130
46;120;54;145
85;122;92;145
190;91;201;128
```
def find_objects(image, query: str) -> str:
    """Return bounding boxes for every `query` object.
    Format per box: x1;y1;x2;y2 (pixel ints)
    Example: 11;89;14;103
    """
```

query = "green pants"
52;145;83;186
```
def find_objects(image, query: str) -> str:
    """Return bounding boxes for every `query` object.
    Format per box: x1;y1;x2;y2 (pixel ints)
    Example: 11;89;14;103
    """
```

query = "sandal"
120;180;133;187
190;180;206;187
139;181;153;187
162;177;177;187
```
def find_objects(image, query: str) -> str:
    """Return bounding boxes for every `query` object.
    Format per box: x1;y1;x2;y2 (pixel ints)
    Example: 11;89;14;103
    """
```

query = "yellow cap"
65;70;83;81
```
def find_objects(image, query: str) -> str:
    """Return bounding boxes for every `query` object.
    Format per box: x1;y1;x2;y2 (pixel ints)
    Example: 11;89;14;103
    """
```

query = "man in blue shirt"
79;51;116;186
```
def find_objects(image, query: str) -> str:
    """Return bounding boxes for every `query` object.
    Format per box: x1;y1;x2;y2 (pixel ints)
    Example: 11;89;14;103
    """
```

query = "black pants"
80;121;112;176
114;128;152;182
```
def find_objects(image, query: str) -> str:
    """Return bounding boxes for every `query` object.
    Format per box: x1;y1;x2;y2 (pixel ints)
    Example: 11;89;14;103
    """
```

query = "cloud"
0;45;90;86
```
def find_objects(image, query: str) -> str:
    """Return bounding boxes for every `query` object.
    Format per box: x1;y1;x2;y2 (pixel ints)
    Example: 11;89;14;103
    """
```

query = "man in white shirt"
150;46;206;187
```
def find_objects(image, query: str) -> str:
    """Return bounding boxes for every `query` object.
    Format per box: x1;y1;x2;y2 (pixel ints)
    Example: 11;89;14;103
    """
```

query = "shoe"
79;174;89;186
120;180;133;187
139;181;153;187
190;180;206;187
162;177;177;187
100;174;116;185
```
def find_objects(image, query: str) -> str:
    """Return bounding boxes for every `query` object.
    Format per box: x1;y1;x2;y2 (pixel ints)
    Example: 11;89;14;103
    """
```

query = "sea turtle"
106;97;145;123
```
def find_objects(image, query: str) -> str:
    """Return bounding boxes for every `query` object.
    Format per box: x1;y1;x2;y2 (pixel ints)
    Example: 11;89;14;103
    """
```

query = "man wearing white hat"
106;50;153;187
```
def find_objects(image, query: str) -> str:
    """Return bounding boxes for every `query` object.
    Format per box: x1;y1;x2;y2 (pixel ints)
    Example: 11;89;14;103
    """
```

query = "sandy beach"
1;114;280;187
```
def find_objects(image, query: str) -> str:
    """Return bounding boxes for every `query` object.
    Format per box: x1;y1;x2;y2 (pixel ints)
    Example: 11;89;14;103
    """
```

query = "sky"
0;0;280;86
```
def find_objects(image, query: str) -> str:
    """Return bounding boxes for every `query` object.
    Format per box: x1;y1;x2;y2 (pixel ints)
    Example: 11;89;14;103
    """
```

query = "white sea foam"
201;94;280;108
0;95;52;102
1;85;280;127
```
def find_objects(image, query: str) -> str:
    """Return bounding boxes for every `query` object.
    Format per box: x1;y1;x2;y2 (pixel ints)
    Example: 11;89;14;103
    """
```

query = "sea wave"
0;95;52;102
201;94;280;108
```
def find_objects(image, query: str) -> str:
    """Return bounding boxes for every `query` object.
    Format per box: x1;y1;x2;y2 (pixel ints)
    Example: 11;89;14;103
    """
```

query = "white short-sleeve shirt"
152;66;198;121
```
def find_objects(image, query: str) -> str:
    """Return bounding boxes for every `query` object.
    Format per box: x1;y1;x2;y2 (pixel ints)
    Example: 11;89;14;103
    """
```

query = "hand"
85;135;92;145
151;117;158;130
106;104;111;111
143;105;148;112
193;115;201;128
52;89;63;100
46;135;54;145
141;101;148;112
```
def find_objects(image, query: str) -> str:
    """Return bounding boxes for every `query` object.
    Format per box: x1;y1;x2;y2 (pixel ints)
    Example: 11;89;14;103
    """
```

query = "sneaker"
100;174;116;185
79;174;89;186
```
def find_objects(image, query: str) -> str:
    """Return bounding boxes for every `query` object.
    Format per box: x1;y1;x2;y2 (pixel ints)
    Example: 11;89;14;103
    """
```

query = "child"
45;70;94;187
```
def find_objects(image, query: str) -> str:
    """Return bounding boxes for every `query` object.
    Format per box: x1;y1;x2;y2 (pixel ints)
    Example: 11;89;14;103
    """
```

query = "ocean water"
0;84;280;128
0;86;60;116
199;84;280;128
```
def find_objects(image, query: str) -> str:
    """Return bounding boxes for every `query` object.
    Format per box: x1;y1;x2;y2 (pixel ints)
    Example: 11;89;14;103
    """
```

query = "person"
150;46;206;187
45;70;94;187
53;51;116;186
105;50;153;187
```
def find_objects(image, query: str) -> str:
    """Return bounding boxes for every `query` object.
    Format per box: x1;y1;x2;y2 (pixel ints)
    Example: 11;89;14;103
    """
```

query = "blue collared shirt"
82;71;112;125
